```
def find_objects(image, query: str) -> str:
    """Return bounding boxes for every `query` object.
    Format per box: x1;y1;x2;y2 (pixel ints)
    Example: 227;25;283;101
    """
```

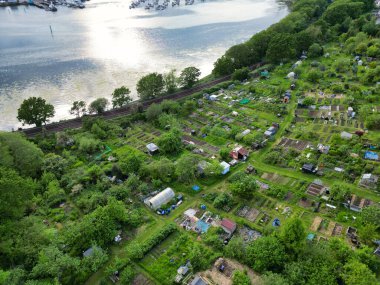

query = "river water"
0;0;288;130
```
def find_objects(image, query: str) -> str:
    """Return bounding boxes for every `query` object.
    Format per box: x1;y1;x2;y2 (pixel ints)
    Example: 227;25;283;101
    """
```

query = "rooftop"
146;143;159;152
221;218;237;233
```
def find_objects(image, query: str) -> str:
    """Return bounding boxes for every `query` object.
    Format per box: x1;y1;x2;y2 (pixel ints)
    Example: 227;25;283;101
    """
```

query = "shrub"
127;224;177;260
308;43;323;58
365;114;380;130
306;69;322;83
78;137;101;154
146;103;163;122
367;45;380;57
232;67;250;81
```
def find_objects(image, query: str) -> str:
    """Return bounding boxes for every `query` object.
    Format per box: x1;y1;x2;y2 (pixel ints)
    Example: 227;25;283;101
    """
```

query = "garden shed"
359;173;378;189
145;187;175;210
241;129;251;136
340;131;353;140
230;146;248;160
220;161;230;175
146;143;159;155
221;218;237;235
209;95;218;101
348;194;372;212
197;160;211;175
302;163;317;174
287;72;295;79
317;144;330;154
83;246;101;258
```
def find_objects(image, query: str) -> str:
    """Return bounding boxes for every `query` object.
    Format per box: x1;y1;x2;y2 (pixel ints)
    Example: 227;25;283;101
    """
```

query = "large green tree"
0;216;51;269
42;153;68;178
156;128;182;154
0;132;43;178
0;167;36;219
89;98;109;114
342;261;378;285
136;73;164;100
69;101;86;117
224;237;246;261
213;55;236;76
246;236;286;272
163;69;178;94
142;158;175;182
266;33;296;63
179;67;201;88
360;205;380;228
62;199;131;254
229;175;258;199
175;154;200;183
280;218;307;256
17;97;55;127
31;245;80;282
226;44;256;69
112;86;132;108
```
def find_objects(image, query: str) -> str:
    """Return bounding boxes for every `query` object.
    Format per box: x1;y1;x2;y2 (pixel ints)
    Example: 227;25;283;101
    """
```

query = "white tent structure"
145;187;175;210
146;143;159;154
220;161;230;175
287;72;295;79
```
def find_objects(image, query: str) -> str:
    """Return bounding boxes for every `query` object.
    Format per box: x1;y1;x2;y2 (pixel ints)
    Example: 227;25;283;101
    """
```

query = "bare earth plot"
310;216;323;232
236;205;261;222
201;258;261;285
132;274;154;285
278;137;312;151
261;172;291;185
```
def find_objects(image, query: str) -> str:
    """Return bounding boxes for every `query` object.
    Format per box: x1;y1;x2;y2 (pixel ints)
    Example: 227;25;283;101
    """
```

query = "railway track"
21;63;263;137
20;75;230;137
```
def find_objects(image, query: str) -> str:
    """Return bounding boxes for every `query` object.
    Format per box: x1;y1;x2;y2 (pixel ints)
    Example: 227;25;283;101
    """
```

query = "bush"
127;224;177;260
308;43;323;58
156;129;182;154
232;67;250;81
160;100;180;114
146;103;163;122
219;147;230;160
213;192;233;209
89;98;109;114
0;132;44;178
78;137;101;154
366;45;380;57
333;59;350;73
306;69;322;83
365;114;380;130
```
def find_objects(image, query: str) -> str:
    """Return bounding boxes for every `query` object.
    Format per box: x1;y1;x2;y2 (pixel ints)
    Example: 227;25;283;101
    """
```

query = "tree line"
212;0;376;76
16;66;201;127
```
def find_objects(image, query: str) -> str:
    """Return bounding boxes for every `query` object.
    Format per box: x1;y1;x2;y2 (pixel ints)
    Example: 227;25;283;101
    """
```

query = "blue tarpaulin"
307;233;315;241
272;218;281;227
364;151;379;161
196;220;210;233
192;185;200;191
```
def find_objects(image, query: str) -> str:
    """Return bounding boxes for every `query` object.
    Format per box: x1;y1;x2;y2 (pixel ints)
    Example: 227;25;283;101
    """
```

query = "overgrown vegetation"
3;0;380;284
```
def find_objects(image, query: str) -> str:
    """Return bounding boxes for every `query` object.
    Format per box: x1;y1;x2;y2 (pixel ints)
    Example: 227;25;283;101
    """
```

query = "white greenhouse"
145;187;175;210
